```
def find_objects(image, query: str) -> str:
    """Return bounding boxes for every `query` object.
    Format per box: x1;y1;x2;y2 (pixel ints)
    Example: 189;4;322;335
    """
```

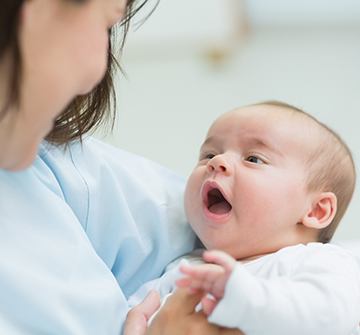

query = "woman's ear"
301;192;337;229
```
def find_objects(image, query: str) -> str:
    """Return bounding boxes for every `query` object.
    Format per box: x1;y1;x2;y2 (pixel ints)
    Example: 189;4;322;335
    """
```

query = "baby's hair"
255;100;356;243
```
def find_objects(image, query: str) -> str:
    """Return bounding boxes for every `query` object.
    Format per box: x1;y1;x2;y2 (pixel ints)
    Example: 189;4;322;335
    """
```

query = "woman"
0;0;241;334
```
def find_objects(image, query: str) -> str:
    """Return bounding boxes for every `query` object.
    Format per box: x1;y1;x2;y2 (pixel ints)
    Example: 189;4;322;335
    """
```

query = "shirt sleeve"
208;245;360;335
0;160;125;334
0;138;196;335
48;137;196;297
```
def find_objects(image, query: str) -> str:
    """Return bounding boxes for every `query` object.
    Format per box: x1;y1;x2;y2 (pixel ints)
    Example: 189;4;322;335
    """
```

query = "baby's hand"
176;250;236;315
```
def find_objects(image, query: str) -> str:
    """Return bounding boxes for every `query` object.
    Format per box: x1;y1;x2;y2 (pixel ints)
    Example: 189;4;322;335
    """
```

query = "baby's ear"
301;192;337;229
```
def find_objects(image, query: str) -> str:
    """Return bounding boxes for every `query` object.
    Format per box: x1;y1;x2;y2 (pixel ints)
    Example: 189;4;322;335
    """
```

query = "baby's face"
185;105;316;259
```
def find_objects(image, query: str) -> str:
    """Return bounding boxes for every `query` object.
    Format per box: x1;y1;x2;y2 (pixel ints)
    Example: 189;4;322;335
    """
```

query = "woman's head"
0;0;150;170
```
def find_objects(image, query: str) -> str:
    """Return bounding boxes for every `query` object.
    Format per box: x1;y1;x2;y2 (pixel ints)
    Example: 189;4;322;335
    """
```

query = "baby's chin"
196;237;262;261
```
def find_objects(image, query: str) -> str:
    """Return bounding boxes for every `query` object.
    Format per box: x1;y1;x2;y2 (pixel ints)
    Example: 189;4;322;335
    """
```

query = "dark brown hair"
257;100;356;243
0;0;153;144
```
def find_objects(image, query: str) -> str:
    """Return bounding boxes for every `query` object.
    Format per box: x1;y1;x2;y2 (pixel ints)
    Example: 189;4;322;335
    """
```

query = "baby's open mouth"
206;187;232;215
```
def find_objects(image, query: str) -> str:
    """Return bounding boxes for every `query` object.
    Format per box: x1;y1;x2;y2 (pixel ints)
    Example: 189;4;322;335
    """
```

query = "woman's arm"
0;157;127;334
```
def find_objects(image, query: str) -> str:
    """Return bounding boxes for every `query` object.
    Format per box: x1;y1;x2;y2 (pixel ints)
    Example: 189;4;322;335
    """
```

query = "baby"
129;101;360;335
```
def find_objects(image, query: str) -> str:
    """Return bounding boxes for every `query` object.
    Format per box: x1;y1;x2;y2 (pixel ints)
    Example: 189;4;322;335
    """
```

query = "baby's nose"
207;155;232;175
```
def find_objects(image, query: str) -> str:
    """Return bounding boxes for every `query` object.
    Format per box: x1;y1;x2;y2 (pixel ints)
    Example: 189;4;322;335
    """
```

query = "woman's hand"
124;287;244;335
123;290;160;335
146;288;244;335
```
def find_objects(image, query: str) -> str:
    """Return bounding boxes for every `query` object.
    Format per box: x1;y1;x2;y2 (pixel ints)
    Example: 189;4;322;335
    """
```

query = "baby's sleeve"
208;245;360;335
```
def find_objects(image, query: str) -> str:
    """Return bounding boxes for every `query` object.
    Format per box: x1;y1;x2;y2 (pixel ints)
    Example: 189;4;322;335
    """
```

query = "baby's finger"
175;278;206;294
203;250;236;272
177;276;212;292
180;263;223;279
175;277;192;288
201;296;218;316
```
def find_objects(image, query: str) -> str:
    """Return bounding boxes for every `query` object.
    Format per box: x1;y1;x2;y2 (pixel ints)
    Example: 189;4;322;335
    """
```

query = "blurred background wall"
97;0;360;240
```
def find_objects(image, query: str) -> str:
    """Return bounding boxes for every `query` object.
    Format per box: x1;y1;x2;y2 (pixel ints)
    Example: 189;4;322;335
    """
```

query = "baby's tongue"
209;201;232;214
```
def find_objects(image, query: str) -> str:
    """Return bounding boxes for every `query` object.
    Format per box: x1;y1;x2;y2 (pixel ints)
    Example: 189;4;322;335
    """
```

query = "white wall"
98;1;360;241
126;0;236;43
247;0;360;26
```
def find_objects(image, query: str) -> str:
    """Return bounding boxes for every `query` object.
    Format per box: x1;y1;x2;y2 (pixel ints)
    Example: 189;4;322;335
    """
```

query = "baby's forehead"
221;104;306;122
209;105;314;135
206;105;323;154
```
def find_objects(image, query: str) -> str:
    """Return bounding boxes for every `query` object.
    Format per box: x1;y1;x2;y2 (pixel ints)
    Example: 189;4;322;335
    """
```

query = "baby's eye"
200;152;216;160
245;155;265;164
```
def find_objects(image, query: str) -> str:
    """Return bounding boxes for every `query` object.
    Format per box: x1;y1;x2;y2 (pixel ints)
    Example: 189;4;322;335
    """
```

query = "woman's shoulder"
40;137;185;188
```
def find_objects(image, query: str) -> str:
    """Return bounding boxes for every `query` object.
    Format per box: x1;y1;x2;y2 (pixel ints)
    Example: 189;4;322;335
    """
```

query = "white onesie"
129;243;360;335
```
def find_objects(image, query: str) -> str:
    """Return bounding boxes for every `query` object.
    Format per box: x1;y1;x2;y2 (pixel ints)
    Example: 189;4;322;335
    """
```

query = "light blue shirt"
0;137;196;334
